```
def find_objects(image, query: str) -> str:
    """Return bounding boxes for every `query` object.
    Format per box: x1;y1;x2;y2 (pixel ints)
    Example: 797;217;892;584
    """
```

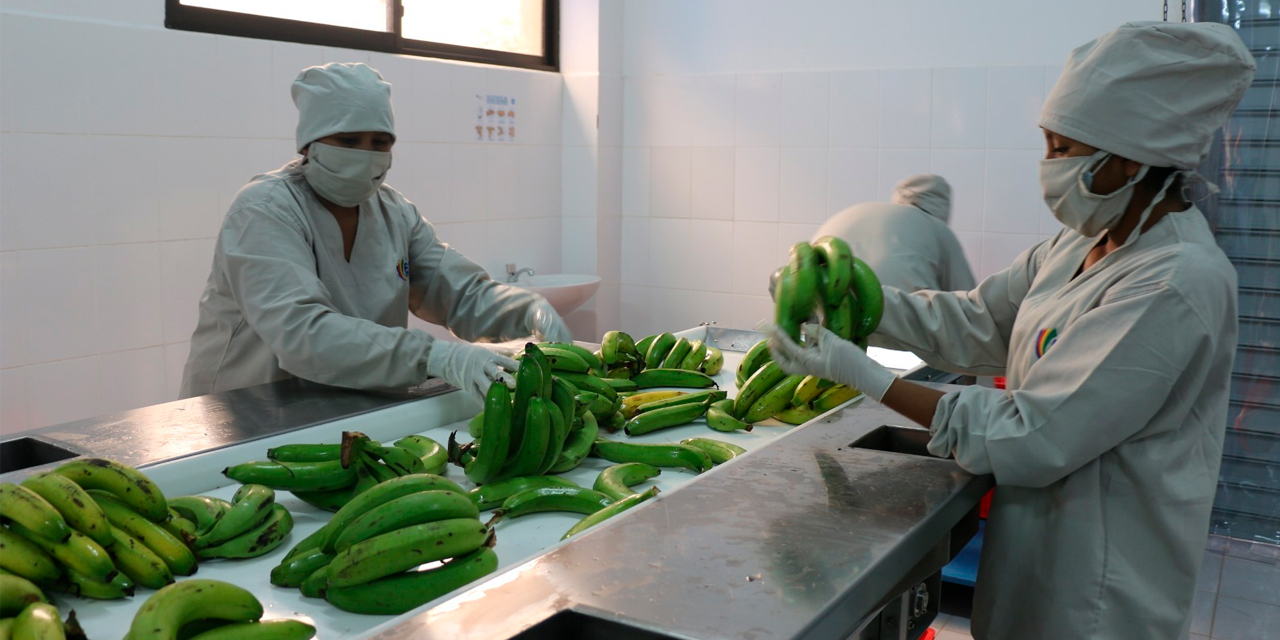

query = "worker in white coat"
769;22;1253;640
813;175;975;292
181;63;570;401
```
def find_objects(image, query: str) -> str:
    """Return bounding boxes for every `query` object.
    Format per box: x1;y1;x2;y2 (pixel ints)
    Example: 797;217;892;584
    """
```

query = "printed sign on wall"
475;94;517;142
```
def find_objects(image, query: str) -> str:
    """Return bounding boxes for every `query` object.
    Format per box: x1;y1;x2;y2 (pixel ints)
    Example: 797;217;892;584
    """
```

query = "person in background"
768;22;1254;640
181;63;570;402
815;174;975;292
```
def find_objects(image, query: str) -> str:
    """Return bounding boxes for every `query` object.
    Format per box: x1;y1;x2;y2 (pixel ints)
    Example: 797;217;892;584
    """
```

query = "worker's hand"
766;323;898;402
525;298;572;343
426;340;518;402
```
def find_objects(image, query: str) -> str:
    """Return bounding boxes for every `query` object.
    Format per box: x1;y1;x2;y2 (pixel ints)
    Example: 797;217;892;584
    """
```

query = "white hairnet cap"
1040;21;1255;170
891;174;952;223
292;63;395;152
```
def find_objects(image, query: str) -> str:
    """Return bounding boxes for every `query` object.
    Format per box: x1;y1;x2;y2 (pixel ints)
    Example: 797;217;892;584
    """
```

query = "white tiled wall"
616;65;1061;339
0;5;562;435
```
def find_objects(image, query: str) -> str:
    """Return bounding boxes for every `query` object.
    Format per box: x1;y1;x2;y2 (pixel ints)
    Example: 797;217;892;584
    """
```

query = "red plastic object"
993;376;1007;389
979;489;993;519
921;629;937;640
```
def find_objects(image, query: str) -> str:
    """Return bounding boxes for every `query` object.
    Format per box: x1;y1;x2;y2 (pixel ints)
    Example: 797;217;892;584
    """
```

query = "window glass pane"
181;0;392;32
402;0;543;56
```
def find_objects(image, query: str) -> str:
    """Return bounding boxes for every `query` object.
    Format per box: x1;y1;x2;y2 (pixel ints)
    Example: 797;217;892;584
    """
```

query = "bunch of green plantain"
125;578;315;640
0;458;203;600
616;389;729;435
270;474;497;615
774;236;883;345
598;331;725;379
164;485;294;561
222;431;448;512
0;590;87;640
729;340;862;426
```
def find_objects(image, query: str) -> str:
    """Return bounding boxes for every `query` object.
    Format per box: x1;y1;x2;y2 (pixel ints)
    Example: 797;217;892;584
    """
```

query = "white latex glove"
766;323;898;402
426;340;518;402
525;298;572;343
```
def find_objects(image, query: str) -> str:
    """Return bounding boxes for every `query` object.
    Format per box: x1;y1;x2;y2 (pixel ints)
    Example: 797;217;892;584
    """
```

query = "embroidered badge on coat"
396;259;410;281
1035;328;1059;358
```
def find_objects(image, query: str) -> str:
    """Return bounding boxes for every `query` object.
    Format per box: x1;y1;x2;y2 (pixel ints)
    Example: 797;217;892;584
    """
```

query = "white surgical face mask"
1039;150;1149;238
302;142;392;207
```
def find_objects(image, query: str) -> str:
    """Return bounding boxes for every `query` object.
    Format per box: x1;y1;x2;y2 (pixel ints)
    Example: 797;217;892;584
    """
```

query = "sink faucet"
506;263;535;283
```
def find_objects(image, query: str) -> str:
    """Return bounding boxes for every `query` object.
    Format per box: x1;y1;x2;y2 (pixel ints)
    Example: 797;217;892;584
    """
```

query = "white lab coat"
872;207;1236;640
180;159;539;398
813;203;976;292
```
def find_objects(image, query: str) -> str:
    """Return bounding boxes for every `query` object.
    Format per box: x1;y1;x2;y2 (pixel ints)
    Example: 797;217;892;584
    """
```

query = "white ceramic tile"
878;148;932;202
160;239;215;345
983;149;1042;235
930;149;987;233
561;74;600;148
0;369;29;437
163;343;189;401
562;217;599;276
621;218;651;286
829;69;879;148
21;248;98;364
84;136;161;245
776;223;821;265
561;145;599;218
528;145;563;220
735;73;782;148
932;67;988;149
734;148;780;222
686;74;736;148
644;75;699;148
599;1;624;76
94;244;164;353
648;218;692;289
213;35;275;139
980;232;1039;281
599;74;625;148
98;347;170;414
691;148;735;221
596;216;622;283
597;146;623;217
154;138;226;241
879;69;931;149
267;42;331;141
781;72;830;147
488;145;532;219
623;147;651;217
593;285;621;339
1212;595;1280;640
618;285;653;339
81;24;161;136
987;66;1046;150
432;222;489;268
623;77;649;147
447;144;489;223
0;253;25;369
1192;590;1216;637
150;29;221;138
687;220;733;293
25;357;102;430
1220;556;1280;605
378;56;454;144
2;133;97;251
1;16;85;135
486;217;560;280
827;147;880;212
388;143;451;224
780;147;829;225
954;231;984;284
732;222;778;295
526;71;565;148
650;147;692;218
731;294;773;330
664;289;732;331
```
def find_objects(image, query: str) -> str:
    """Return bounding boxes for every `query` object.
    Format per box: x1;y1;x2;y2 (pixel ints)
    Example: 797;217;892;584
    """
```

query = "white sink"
510;274;602;315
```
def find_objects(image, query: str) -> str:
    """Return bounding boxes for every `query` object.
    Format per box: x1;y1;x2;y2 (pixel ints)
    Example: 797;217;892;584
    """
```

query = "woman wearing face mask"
181;62;570;402
768;22;1255;640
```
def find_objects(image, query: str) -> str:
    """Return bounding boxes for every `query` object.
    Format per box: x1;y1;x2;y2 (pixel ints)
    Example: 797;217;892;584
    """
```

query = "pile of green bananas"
223;431;447;512
270;474;497;616
774;236;883;344
168;485;294;561
596;331;725;379
617;389;741;435
0;458;200;601
457;343;720;481
124;578;315;640
0;586;86;640
729;340;861;426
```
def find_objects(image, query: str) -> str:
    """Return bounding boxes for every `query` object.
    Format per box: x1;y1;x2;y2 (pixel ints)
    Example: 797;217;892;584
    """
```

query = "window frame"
164;0;559;72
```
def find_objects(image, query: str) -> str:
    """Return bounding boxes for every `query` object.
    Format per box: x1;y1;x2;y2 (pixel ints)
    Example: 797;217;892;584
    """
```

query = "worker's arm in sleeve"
404;208;542;343
927;283;1208;487
870;240;1044;376
221;206;433;389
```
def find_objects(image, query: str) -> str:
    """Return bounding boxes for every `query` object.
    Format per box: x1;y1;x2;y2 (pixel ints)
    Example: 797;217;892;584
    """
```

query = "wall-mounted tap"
506;263;535;283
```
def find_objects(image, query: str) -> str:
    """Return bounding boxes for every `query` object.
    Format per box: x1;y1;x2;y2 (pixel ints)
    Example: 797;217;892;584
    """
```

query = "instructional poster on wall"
475;94;517;142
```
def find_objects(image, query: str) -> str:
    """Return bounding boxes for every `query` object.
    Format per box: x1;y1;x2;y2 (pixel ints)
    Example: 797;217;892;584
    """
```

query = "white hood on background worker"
891;174;952;223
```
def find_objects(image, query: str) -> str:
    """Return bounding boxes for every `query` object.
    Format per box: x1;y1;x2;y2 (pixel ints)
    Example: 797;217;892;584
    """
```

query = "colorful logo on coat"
395;259;410;281
1035;328;1059;358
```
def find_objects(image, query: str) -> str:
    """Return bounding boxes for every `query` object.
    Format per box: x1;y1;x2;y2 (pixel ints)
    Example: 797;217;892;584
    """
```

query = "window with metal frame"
165;0;558;72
